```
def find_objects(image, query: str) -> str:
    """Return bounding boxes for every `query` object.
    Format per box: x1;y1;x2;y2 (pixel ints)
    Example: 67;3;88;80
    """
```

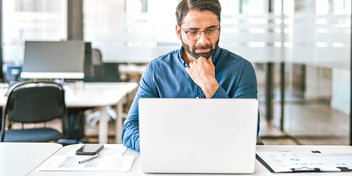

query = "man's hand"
185;56;219;98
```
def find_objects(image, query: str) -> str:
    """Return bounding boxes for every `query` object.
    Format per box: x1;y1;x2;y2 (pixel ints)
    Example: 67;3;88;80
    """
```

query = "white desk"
119;64;146;75
0;82;138;144
119;64;146;82
0;142;62;176
64;82;138;144
29;144;352;176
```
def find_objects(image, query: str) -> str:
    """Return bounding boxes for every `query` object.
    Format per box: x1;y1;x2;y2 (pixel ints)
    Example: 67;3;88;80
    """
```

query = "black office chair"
87;48;121;82
0;81;66;142
91;48;105;81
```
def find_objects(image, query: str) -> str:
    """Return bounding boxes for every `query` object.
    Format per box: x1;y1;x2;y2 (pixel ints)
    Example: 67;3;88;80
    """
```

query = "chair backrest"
85;48;104;82
92;48;103;65
4;81;66;123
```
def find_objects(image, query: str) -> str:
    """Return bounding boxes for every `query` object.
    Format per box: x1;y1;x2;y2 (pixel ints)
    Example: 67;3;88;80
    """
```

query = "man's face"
176;9;220;60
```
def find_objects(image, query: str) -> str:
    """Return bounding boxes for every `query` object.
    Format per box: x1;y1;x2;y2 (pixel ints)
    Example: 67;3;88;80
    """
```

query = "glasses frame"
181;27;220;41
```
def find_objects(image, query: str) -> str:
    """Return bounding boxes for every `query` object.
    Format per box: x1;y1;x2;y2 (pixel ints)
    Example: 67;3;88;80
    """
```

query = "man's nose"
196;31;211;44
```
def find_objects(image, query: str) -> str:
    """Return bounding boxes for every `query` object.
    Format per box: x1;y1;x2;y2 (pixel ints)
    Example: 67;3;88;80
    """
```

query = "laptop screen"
139;98;258;174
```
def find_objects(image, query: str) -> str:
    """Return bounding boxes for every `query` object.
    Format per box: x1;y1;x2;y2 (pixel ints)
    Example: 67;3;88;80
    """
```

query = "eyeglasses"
182;28;220;41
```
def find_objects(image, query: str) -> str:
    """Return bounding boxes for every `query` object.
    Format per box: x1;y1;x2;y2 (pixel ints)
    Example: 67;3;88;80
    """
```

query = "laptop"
139;98;258;174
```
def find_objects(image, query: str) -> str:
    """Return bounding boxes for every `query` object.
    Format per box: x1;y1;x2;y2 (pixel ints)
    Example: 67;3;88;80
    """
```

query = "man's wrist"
202;80;219;98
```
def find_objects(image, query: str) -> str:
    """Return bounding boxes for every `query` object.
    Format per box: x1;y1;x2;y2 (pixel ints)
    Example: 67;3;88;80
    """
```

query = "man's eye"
206;28;217;32
187;31;198;35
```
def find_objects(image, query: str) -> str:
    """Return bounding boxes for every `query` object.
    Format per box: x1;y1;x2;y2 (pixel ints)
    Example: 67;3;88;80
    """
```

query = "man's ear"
176;24;181;39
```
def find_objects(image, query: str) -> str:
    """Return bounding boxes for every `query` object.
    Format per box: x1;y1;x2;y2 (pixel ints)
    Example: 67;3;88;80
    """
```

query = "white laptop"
139;98;258;174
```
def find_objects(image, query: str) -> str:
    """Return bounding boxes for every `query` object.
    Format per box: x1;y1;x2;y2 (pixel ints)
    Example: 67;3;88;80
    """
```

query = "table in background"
118;63;146;82
29;144;352;176
0;142;62;176
63;82;138;144
0;82;138;144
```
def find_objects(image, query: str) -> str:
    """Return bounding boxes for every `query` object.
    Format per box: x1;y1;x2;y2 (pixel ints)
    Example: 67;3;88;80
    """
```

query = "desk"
119;63;146;82
0;142;62;176
64;82;138;144
0;82;138;144
29;144;352;176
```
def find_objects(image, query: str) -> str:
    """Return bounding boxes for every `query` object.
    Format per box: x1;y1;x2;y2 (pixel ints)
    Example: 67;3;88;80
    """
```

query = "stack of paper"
257;150;352;173
37;144;135;172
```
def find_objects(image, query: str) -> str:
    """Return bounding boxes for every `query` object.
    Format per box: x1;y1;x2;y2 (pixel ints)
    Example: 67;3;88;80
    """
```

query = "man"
122;0;258;152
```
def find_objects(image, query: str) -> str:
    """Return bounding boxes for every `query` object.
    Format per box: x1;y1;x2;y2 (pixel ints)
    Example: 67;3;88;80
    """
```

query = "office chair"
0;81;66;142
91;48;105;82
89;48;121;82
83;48;121;128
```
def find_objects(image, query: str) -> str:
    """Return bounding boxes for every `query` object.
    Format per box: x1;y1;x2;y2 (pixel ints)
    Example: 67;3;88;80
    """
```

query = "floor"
258;98;349;145
255;63;350;146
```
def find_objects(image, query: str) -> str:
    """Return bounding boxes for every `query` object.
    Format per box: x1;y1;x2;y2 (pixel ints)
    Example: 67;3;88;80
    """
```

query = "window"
2;0;66;65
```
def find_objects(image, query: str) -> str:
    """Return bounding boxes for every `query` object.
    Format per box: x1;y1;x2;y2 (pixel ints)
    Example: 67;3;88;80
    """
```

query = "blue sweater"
122;46;259;152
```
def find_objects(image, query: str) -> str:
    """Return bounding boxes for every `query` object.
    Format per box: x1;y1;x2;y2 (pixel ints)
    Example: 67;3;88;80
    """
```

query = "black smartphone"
76;144;104;155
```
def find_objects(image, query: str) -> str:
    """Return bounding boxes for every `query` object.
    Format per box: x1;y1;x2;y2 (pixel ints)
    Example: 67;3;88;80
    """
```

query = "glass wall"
1;0;351;144
83;0;179;63
2;0;66;65
83;0;351;144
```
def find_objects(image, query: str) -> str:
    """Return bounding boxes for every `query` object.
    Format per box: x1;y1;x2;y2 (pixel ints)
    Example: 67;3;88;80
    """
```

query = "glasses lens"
186;31;198;41
206;29;219;39
183;28;219;41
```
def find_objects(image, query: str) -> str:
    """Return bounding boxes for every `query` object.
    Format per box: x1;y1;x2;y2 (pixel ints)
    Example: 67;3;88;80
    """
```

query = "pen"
78;154;100;164
291;167;320;172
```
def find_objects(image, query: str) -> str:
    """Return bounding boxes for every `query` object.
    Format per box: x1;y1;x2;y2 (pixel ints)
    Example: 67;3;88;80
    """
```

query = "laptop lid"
139;98;258;174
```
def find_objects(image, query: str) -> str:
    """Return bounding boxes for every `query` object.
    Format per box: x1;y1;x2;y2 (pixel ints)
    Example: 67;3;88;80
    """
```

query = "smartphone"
76;144;104;155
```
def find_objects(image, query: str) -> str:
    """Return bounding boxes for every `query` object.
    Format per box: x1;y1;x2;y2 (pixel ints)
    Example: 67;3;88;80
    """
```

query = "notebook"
139;98;258;174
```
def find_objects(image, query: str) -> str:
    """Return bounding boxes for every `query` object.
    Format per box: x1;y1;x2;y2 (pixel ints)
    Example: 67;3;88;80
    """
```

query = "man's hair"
176;0;221;26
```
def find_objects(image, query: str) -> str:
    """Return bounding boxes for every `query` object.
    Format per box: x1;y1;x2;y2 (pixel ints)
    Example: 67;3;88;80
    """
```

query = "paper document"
257;150;352;173
37;144;135;172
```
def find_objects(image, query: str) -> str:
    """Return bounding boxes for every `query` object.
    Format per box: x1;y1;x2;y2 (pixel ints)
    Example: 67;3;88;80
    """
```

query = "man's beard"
181;38;219;59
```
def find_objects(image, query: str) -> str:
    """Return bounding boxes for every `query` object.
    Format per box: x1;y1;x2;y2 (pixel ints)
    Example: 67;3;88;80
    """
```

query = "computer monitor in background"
21;40;85;80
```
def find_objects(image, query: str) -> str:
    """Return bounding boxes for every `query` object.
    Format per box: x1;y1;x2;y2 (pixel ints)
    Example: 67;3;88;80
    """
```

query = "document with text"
37;144;135;172
257;150;352;173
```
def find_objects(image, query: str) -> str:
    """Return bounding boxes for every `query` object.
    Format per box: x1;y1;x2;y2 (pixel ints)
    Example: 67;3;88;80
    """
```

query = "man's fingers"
198;56;208;61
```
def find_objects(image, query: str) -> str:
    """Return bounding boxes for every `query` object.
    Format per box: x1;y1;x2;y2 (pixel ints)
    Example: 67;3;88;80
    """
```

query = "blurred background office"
0;0;351;144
